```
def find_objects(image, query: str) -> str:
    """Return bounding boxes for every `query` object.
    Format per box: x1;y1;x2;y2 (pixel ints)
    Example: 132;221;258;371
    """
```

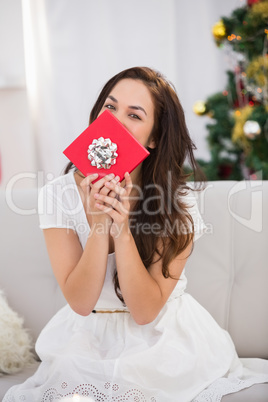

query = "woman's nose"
114;111;127;129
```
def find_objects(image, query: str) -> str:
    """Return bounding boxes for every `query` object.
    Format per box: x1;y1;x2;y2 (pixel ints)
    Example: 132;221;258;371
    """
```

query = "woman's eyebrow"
107;95;117;103
107;95;147;116
129;105;147;116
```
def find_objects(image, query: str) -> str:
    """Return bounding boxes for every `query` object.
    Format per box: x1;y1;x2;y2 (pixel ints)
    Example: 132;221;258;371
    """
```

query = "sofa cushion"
0;361;40;400
186;180;268;358
222;383;268;401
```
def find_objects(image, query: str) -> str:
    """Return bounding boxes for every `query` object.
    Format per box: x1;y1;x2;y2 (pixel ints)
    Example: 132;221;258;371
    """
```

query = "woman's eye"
104;104;115;110
130;114;141;120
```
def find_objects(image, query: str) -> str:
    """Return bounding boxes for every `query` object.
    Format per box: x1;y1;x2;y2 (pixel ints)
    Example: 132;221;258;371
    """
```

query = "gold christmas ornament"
212;20;227;41
193;101;207;116
246;55;268;87
243;120;261;139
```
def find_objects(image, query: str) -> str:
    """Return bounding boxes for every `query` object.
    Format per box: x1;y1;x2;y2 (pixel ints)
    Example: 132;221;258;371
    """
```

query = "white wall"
0;0;36;189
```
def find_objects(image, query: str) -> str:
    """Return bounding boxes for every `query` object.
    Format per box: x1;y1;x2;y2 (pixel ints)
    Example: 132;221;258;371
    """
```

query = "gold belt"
92;309;129;314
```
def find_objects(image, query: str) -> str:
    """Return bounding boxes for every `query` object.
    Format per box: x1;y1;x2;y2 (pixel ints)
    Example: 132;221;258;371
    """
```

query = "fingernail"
92;173;98;177
109;173;115;178
115;175;120;182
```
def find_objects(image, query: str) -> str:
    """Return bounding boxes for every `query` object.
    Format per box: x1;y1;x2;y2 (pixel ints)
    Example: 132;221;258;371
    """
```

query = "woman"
4;67;268;401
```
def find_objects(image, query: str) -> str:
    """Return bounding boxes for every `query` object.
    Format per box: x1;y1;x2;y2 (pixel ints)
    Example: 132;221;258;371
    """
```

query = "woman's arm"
114;233;191;325
42;226;109;316
42;173;119;316
94;173;191;325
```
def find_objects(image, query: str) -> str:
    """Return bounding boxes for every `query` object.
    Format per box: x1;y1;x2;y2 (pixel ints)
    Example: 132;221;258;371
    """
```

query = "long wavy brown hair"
63;67;205;304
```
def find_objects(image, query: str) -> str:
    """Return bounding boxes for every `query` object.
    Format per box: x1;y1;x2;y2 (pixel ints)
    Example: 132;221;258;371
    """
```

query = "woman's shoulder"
38;169;86;230
38;170;76;198
41;170;75;189
38;169;81;212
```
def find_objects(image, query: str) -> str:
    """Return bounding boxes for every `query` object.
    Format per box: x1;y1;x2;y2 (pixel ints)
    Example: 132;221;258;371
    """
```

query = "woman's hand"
93;172;133;238
80;173;120;227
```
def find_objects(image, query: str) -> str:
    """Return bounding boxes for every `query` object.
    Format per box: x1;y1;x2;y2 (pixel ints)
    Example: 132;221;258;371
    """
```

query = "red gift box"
63;110;150;181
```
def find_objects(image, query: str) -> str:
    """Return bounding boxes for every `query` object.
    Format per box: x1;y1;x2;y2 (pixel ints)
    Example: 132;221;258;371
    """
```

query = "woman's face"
98;78;155;149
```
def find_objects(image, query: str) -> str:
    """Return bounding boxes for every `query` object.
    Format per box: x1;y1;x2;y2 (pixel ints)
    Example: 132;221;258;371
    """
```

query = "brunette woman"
4;67;268;402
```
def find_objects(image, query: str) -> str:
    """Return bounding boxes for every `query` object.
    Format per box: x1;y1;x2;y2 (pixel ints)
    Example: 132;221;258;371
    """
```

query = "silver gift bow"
87;137;118;169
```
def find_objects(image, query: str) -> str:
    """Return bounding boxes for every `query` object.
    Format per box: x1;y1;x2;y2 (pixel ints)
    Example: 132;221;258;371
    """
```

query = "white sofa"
0;180;268;401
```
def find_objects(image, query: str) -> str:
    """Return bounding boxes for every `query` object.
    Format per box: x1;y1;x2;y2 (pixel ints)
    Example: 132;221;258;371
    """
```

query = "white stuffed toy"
0;290;35;374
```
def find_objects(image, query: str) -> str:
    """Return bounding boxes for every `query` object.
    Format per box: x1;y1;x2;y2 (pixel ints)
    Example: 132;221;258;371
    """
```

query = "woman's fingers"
91;173;115;191
94;193;128;215
80;173;99;189
95;202;119;221
94;193;120;209
99;175;120;197
80;173;119;199
104;172;132;199
104;181;126;197
93;172;132;238
124;172;133;196
101;172;132;207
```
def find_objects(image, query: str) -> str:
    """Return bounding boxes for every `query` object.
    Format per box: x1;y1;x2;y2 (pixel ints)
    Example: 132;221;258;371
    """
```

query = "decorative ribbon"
87;137;118;169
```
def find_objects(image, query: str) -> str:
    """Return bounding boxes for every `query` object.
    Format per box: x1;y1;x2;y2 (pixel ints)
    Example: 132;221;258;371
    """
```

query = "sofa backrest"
186;180;268;359
0;187;66;342
0;181;267;358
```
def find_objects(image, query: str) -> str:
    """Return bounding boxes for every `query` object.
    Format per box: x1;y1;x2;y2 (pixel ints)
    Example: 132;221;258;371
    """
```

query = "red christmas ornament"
233;74;248;108
247;0;260;6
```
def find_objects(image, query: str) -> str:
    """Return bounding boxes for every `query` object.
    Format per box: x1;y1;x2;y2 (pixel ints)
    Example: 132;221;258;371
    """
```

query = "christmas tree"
193;0;268;180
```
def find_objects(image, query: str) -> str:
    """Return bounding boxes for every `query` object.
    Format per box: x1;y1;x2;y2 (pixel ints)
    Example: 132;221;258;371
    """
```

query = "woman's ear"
147;137;156;149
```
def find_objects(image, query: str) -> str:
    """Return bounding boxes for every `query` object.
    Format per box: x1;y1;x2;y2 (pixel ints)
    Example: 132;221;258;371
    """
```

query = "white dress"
3;170;268;402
